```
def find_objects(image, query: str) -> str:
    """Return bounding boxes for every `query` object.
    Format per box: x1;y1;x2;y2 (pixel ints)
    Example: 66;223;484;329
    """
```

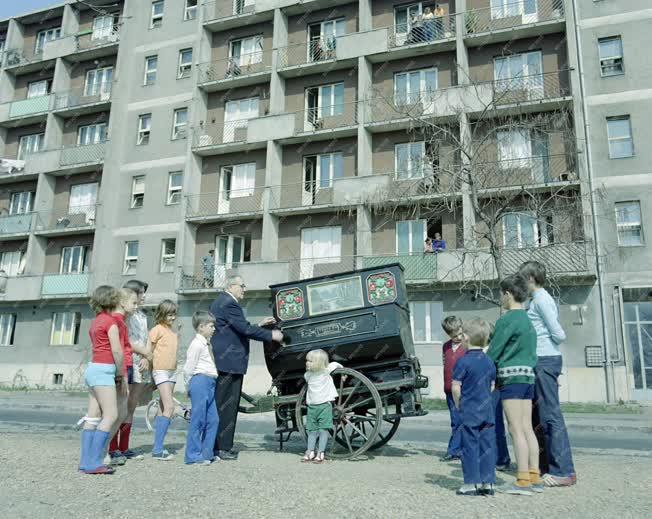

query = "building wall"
44;234;94;273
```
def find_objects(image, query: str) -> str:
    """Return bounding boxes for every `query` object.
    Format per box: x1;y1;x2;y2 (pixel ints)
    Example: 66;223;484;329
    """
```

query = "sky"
0;0;62;21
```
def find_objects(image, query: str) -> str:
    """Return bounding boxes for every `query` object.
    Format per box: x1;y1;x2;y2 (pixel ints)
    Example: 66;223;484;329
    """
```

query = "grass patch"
421;398;449;411
421;397;643;414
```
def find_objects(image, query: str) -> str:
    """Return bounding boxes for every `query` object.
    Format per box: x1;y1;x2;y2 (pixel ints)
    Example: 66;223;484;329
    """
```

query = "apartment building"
0;0;647;402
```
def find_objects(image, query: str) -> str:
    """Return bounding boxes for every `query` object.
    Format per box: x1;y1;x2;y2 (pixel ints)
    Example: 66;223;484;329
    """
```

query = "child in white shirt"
302;349;343;463
183;311;218;465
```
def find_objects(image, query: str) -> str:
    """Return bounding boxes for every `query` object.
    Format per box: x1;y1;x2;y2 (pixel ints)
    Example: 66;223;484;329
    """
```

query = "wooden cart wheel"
295;367;383;460
368;414;401;450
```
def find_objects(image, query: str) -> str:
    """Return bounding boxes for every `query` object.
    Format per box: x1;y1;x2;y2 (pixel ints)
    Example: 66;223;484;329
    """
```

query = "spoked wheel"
295;367;383;460
368;413;401;451
145;399;159;432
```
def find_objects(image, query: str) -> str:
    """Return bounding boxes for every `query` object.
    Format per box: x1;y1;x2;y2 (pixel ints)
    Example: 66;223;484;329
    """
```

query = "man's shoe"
478;484;495;496
541;473;577;487
456;484;478;496
152;450;174;461
108;451;126;466
439;454;460;462
495;462;515;472
496;484;534;496
121;449;144;460
217;450;238;460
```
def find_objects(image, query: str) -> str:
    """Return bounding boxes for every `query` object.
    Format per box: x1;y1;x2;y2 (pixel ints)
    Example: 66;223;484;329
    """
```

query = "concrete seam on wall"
587;88;652;106
127;93;194;112
120;156;187;172
580;9;652;29
112;223;180;237
133;35;197;54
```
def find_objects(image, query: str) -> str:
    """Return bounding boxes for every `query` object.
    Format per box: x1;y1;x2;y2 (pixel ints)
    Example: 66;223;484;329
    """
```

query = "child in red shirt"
440;316;466;461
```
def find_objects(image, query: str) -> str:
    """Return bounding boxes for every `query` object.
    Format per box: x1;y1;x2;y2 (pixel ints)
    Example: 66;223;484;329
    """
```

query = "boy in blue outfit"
452;318;497;496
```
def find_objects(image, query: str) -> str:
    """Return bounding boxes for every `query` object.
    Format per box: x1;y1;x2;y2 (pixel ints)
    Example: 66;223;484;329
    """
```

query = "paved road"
2;407;651;453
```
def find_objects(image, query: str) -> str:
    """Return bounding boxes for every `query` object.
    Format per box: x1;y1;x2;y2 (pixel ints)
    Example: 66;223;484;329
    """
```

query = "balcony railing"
3;47;41;68
501;242;589;276
178;260;291;292
278;38;339;68
464;0;564;35
41;272;90;297
54;83;113;111
74;27;120;50
0;212;35;235
197;50;272;84
492;70;570;105
59;142;106;166
192;119;257;148
367;89;444;124
474;153;577;189
294;101;358;135
271;181;336;210
35;204;97;232
203;0;256;23
387;12;457;48
9;94;53;118
185;187;265;219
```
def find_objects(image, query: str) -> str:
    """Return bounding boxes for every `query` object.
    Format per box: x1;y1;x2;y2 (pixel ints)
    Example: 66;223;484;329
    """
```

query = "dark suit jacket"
209;292;273;374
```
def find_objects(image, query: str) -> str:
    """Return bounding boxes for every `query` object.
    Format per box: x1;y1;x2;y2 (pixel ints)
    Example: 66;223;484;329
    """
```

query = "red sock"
118;423;132;452
109;432;119;453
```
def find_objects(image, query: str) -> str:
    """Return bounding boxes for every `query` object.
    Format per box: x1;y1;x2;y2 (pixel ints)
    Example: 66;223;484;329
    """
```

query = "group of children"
78;280;221;474
441;262;572;496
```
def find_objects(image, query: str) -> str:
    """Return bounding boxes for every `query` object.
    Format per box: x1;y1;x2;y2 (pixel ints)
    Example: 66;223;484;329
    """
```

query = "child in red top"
108;288;139;464
440;316;466;461
79;285;125;475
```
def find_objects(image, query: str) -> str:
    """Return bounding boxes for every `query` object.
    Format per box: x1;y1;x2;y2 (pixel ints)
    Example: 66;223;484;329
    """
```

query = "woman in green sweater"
487;274;541;496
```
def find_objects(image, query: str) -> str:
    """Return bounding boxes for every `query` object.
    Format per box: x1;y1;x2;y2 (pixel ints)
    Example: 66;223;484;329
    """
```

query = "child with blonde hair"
149;300;179;460
302;349;342;463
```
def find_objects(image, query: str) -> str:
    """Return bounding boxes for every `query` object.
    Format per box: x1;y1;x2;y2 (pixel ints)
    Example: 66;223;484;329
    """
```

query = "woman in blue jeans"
519;261;577;487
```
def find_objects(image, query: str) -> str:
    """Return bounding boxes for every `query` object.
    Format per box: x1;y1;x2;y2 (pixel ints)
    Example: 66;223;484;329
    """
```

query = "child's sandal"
313;452;325;464
301;451;315;463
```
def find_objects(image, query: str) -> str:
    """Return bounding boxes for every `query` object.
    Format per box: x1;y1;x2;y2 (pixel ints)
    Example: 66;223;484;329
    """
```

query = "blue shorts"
500;383;534;400
85;362;117;387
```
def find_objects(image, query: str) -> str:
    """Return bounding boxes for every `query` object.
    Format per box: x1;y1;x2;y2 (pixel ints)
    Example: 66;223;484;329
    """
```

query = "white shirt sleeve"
183;339;201;383
327;362;343;374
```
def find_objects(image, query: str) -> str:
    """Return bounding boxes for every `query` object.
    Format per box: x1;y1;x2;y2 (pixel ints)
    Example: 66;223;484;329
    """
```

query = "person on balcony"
434;4;446;39
408;13;425;44
424;238;434;253
432;233;447;253
422;7;435;41
202;250;215;288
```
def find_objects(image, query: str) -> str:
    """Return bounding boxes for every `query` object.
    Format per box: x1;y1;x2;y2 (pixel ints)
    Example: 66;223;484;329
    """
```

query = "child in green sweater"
487;274;541;496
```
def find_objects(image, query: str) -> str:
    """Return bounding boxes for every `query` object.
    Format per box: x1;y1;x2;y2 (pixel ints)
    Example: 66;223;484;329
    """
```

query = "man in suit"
210;274;283;460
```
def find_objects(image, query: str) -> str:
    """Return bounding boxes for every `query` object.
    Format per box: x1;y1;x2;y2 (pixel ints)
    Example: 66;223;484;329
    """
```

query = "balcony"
53;83;113;115
191;120;266;155
277;39;357;77
197;51;272;92
3;48;48;74
178;261;291;293
387;12;457;55
474;154;577;191
492;70;571;108
464;0;565;46
501;242;591;278
0;212;36;238
70;27;120;60
185;187;265;222
362;253;439;282
41;272;91;298
1;275;43;301
288;102;359;142
59;142;106;168
202;1;273;31
34;204;97;236
6;94;53;121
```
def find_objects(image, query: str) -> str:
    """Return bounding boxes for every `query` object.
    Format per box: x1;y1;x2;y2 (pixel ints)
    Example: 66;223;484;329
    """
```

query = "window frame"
131;175;145;209
303;152;343;190
49;312;81;346
0;313;17;346
151;0;165;29
123;241;139;275
615;200;644;247
0;251;22;277
598;36;624;77
172;107;188;140
144;55;158;85
59;245;88;274
220;163;256;199
17;133;44;160
184;0;198;21
160;238;176;273
27;79;51;98
409;301;444;344
35;27;61;53
396;219;427;254
177;48;193;79
77;123;108;146
395;141;427;180
606;115;634;159
167;171;183;205
137;114;152;145
9;191;34;215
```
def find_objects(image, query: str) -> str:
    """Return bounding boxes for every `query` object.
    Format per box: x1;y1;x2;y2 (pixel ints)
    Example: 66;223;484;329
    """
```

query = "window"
304;152;343;190
17;133;44;160
167;172;183;205
138;114;152;145
397;219;426;254
144;55;158;85
0;314;16;346
160;239;176;273
52;373;64;385
394;3;423;45
184;0;197;20
35;27;61;53
84;67;113;98
69;183;98;223
599;36;624;77
220;163;256;200
615;201;643;246
223;97;259;142
151;1;164;28
502;212;548;249
394;68;437;105
0;251;22;276
228;36;263;73
131;176;145;208
494;51;543;99
410;301;444;343
77;123;108;145
27;79;51;98
607;116;633;158
216;235;249;266
123;241;139;274
395;141;426;179
172;108;188;140
50;312;81;346
307;19;344;62
234;0;255;15
9;191;34;215
92;15;116;40
300;226;342;278
305;83;344;127
60;246;88;274
178;48;193;79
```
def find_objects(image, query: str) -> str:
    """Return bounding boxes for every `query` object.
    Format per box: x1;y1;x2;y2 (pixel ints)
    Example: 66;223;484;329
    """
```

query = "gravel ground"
0;429;649;519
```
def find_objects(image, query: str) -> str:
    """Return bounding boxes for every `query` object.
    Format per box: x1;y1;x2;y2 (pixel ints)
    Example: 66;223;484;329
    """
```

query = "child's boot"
152;416;173;459
78;429;94;471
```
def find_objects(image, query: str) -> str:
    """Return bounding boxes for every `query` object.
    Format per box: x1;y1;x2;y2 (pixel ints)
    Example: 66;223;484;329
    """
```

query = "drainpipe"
570;0;614;402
